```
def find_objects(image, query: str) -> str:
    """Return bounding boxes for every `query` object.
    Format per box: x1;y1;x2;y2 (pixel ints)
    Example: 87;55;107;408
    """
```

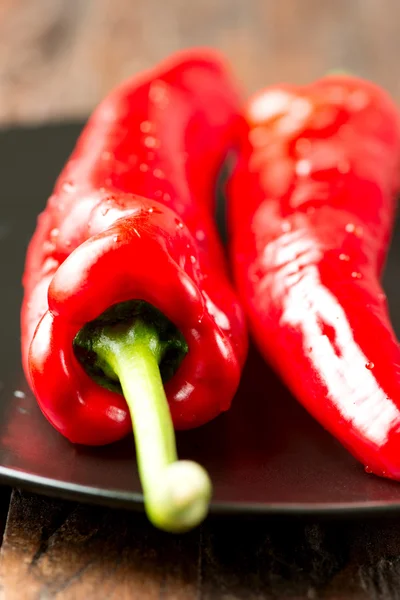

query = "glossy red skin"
22;50;247;445
229;76;400;479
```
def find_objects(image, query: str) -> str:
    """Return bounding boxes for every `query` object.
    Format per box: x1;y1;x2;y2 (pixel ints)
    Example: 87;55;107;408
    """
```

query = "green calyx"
74;300;188;392
73;300;212;533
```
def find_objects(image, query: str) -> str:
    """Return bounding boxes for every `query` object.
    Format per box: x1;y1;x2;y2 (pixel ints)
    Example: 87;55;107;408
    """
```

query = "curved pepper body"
229;76;400;478
22;50;247;445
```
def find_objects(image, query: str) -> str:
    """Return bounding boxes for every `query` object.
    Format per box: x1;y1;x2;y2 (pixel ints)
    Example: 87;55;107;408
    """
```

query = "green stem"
91;320;212;533
325;69;352;77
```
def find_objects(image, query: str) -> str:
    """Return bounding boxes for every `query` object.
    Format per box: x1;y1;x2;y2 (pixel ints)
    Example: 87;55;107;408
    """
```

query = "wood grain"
2;491;400;599
0;0;399;124
0;491;200;600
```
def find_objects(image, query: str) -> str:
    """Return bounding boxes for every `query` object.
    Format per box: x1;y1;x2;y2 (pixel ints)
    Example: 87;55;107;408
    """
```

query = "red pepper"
22;49;247;531
228;75;400;479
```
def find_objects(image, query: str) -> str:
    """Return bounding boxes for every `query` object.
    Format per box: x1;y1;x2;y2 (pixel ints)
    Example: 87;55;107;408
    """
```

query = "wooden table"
1;1;400;597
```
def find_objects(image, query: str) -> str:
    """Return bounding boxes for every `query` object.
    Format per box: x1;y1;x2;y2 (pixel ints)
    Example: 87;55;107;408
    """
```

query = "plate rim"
2;465;400;517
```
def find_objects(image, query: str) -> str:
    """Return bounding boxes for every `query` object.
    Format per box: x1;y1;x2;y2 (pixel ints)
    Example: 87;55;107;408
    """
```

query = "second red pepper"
229;75;400;479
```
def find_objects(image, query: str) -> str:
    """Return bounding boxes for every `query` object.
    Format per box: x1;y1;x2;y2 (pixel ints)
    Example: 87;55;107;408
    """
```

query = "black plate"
1;121;400;515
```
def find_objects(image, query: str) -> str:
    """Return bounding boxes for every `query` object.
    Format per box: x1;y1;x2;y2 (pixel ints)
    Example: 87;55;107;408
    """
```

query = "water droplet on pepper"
354;226;363;238
295;138;312;154
295;159;311;176
140;121;152;133
144;136;157;149
348;90;369;111
62;181;74;193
